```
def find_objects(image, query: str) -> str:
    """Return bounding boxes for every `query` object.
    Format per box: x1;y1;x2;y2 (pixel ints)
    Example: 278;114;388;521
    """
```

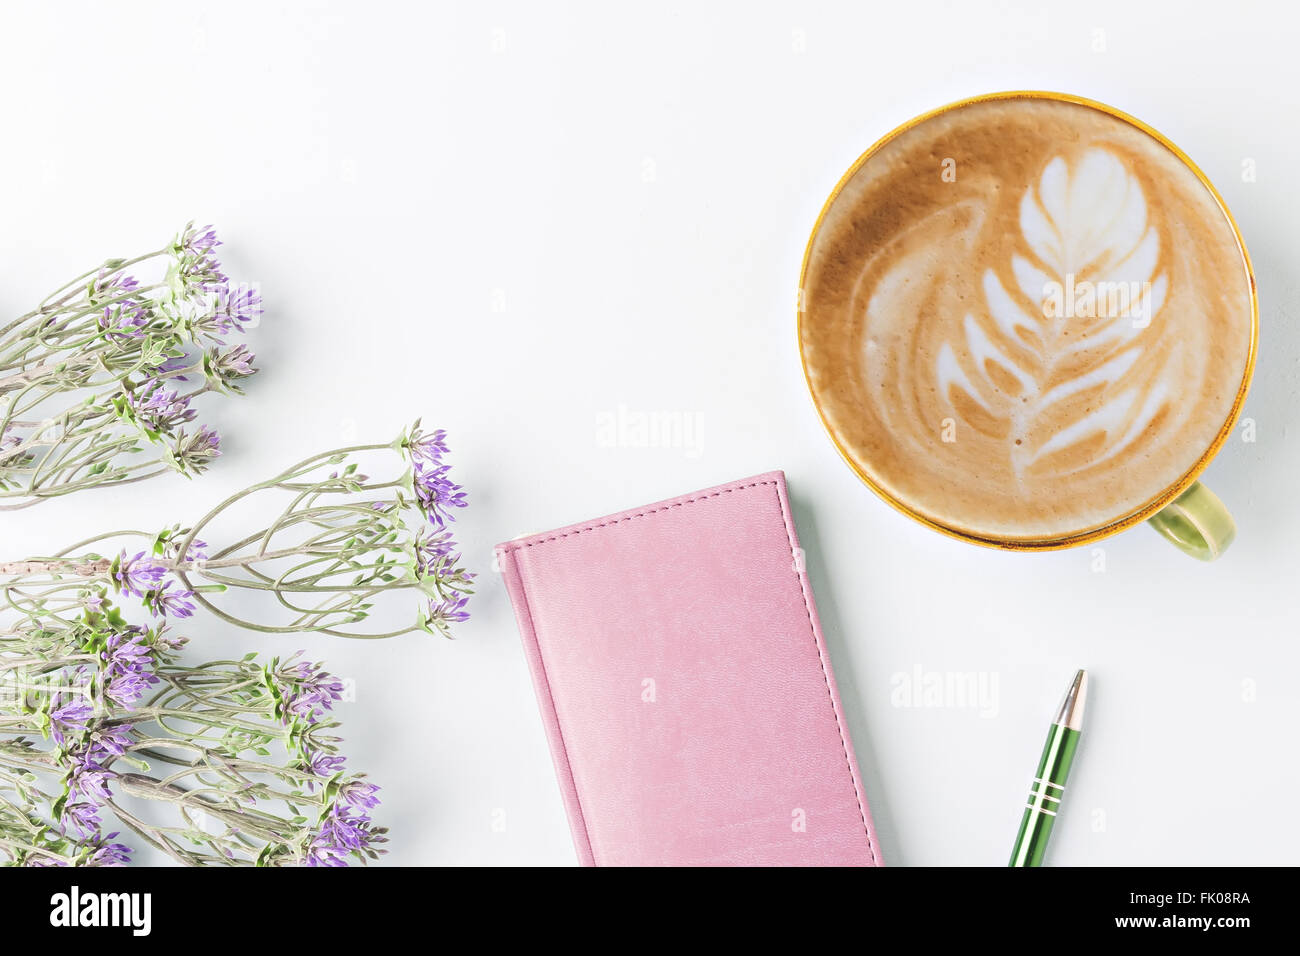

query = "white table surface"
1;0;1295;866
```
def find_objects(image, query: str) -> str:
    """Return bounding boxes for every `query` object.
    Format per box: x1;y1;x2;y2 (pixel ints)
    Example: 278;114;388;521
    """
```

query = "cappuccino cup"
799;91;1256;560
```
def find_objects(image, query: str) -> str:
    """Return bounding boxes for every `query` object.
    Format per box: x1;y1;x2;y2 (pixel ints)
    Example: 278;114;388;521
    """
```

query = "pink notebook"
495;471;882;866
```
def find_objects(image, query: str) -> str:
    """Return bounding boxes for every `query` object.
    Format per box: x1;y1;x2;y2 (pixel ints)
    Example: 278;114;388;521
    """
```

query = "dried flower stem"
0;423;473;639
0;224;261;509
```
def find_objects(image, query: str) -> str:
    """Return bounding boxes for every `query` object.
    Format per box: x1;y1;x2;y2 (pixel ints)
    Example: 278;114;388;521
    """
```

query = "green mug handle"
1146;481;1236;561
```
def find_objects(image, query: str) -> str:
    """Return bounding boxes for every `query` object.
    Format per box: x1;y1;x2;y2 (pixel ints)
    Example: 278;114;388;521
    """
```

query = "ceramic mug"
798;91;1257;560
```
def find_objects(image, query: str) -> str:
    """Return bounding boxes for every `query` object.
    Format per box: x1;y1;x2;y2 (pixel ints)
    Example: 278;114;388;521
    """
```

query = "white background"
1;0;1296;866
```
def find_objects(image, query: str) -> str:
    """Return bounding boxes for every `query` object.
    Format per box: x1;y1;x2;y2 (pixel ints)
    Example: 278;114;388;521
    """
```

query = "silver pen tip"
1053;669;1088;731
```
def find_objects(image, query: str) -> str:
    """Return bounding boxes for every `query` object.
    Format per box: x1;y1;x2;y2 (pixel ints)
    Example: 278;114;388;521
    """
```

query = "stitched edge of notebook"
770;481;879;866
511;475;877;865
497;548;597;866
497;478;778;555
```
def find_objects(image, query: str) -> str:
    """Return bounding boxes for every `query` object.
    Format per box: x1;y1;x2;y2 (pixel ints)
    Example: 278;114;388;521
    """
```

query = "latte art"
801;97;1253;543
926;147;1174;481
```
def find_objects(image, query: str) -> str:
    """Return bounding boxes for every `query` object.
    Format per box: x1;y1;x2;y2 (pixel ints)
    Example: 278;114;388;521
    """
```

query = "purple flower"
60;799;103;839
171;425;222;474
147;580;196;619
413;529;457;577
406;427;449;464
59;738;127;843
150;623;187;654
93;271;140;296
175;224;228;294
103;672;154;708
92;271;149;333
105;668;155;708
49;694;94;745
0;428;31;467
91;273;149;336
114;551;168;598
194;424;221;455
426;592;470;626
275;658;345;725
85;836;132;867
210;343;257;383
87;723;134;760
68;755;113;806
306;804;384;867
98;303;151;340
183;225;221;255
100;627;159;706
413;463;468;528
153;354;192;381
338;778;381;811
128;382;196;433
306;839;348;867
210;282;262;335
307;751;347;778
163;535;207;564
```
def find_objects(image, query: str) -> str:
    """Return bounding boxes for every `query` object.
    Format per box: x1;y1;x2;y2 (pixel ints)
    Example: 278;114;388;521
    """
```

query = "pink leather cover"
495;471;882;866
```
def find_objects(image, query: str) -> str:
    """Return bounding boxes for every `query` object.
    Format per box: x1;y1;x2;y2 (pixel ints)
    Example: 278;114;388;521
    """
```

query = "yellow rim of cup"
797;89;1259;552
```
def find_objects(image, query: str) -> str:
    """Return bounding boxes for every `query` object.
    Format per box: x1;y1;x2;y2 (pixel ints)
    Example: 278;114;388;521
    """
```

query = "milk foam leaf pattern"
937;148;1171;482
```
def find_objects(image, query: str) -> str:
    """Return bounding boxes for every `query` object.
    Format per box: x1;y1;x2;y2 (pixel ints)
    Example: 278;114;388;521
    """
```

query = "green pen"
1009;669;1088;867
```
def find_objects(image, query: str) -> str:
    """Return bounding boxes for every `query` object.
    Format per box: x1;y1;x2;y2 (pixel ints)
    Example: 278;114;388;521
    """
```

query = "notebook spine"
495;545;597;866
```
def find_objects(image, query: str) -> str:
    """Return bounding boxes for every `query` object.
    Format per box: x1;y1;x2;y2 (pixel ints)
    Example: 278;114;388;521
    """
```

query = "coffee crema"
800;95;1254;544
